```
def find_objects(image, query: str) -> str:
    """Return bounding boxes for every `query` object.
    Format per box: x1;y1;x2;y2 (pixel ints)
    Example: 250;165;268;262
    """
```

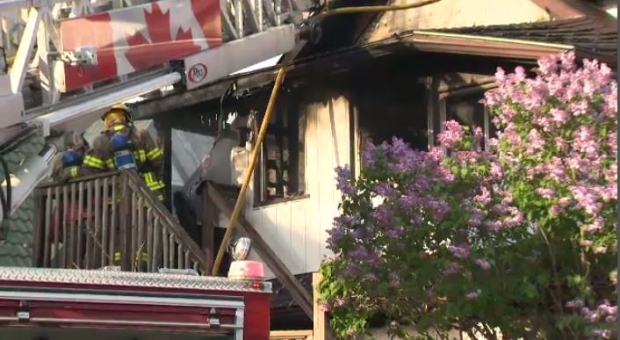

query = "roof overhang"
385;30;574;60
529;0;617;27
131;30;608;120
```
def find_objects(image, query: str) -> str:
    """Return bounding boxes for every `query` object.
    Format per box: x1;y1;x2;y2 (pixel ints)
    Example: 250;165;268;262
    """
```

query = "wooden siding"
361;0;552;43
238;93;353;277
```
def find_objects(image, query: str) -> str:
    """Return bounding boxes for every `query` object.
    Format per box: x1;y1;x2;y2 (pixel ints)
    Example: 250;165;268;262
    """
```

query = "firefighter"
81;103;165;200
51;132;89;183
81;103;162;269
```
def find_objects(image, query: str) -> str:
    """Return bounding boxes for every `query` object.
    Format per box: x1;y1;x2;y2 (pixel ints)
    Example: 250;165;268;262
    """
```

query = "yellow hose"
313;0;442;20
211;67;286;276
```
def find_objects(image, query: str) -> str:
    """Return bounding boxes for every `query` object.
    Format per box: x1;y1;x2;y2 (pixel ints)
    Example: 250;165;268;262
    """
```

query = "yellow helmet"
102;103;132;121
111;103;130;111
102;103;133;131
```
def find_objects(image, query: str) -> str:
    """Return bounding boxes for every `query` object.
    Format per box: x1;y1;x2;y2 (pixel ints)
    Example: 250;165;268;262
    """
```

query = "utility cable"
0;155;10;219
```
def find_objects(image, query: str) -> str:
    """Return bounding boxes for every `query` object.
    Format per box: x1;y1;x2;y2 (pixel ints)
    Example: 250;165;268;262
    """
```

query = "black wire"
217;81;236;137
0;154;10;220
204;81;237;164
0;126;37;154
0;126;41;220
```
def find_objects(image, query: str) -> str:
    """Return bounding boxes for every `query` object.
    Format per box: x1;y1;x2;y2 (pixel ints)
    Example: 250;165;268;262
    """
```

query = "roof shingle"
0;134;45;267
434;17;617;59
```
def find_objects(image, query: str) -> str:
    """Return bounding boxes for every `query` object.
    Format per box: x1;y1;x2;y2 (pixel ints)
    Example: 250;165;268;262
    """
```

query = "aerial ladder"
0;0;323;222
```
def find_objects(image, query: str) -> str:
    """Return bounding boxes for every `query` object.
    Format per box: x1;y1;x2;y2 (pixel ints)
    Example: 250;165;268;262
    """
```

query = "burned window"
356;80;429;151
254;96;306;206
446;96;485;131
437;93;496;149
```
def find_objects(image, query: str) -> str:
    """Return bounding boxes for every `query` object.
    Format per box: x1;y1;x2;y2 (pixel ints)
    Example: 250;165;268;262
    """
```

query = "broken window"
437;92;496;149
356;79;429;151
254;95;306;206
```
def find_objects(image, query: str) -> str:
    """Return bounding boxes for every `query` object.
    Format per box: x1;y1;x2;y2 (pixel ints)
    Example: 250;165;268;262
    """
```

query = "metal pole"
211;67;285;276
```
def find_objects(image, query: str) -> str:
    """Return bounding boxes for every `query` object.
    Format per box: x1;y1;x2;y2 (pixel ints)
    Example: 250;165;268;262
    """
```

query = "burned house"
2;0;611;337
123;0;618;333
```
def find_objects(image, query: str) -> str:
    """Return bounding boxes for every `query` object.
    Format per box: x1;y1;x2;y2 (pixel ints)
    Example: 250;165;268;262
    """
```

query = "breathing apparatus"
61;149;82;168
111;133;138;170
103;104;138;171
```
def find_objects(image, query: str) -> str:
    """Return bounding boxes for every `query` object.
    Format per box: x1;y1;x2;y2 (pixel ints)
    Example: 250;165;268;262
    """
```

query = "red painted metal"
59;0;222;92
244;291;271;340
0;278;270;340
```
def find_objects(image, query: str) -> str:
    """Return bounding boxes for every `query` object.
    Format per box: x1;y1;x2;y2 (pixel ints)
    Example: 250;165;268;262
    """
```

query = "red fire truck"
0;267;271;340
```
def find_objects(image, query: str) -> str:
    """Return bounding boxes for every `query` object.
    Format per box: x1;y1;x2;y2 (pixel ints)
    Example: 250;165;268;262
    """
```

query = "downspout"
211;67;286;276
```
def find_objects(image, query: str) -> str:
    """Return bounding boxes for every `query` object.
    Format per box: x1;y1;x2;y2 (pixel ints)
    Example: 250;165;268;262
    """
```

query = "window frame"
252;93;308;208
430;82;497;150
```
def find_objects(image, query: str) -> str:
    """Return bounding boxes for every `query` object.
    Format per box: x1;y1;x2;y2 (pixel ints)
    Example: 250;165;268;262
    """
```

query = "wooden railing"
205;182;314;319
33;170;208;273
270;330;314;340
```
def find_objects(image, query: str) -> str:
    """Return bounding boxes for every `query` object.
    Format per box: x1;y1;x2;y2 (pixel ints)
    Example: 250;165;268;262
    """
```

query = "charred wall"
343;52;517;151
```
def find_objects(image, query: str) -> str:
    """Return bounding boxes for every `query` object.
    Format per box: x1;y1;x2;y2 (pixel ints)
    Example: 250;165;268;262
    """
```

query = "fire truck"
0;266;271;340
0;0;323;338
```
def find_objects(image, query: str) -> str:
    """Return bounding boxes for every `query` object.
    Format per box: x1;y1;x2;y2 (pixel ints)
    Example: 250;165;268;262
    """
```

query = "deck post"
313;272;327;340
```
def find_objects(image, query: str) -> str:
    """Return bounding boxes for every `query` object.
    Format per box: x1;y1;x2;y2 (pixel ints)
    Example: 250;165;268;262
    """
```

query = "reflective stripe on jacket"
69;166;79;178
142;171;165;191
146;147;163;161
83;154;106;170
81;126;165;201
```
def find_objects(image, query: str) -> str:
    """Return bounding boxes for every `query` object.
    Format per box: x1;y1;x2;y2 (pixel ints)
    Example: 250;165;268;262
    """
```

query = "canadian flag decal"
59;0;222;92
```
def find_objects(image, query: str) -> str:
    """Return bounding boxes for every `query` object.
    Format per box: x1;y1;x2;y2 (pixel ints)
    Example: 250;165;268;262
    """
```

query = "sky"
231;54;282;75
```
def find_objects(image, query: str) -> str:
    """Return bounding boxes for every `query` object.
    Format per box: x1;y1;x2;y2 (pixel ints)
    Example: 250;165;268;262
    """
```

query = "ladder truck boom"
0;0;319;223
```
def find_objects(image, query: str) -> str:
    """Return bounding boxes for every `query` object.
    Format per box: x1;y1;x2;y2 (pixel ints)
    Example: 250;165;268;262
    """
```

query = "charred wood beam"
152;109;220;137
207;182;314;320
132;72;278;120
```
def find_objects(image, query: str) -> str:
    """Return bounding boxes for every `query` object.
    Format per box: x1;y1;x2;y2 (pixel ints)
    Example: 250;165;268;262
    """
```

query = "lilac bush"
318;52;617;339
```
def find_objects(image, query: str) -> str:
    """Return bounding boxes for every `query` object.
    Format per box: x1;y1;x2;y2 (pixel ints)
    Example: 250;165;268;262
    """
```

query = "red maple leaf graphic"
124;2;203;71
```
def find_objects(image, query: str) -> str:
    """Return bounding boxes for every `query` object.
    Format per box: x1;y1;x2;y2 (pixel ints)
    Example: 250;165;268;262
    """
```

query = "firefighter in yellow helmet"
81;103;166;201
